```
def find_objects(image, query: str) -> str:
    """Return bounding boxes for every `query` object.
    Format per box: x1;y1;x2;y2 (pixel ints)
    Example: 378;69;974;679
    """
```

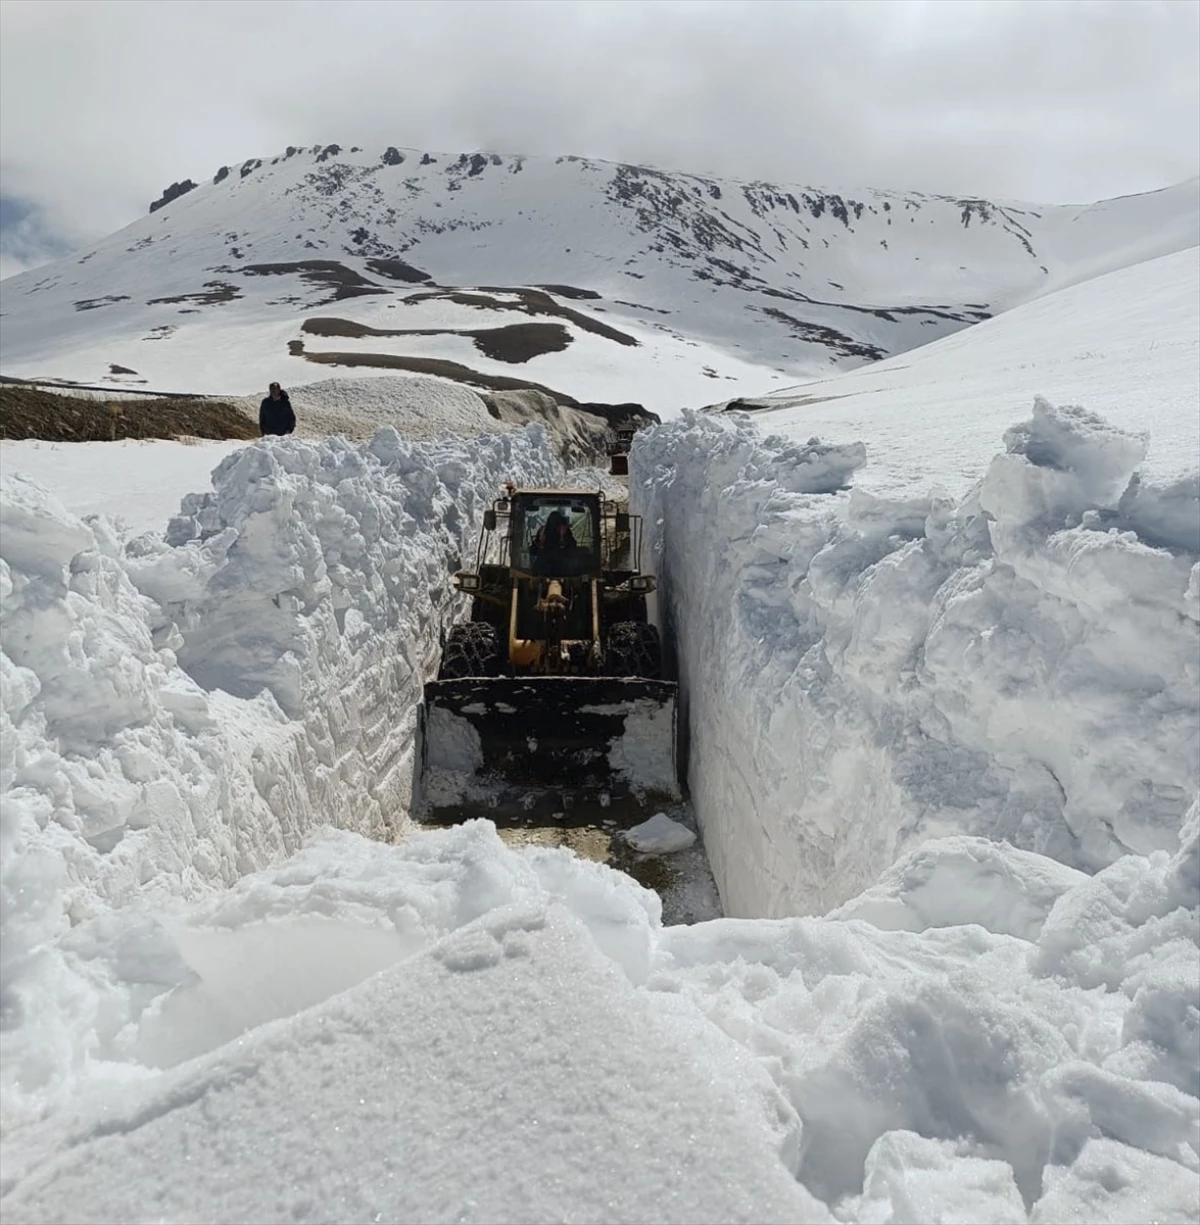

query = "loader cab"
511;493;602;578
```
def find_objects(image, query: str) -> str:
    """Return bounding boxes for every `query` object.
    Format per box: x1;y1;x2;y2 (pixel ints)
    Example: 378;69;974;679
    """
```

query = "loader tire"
606;622;661;679
439;623;504;679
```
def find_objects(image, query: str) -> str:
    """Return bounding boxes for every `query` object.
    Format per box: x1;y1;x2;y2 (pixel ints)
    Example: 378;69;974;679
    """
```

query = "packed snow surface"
230;374;515;441
0;439;245;535
2;237;1199;1222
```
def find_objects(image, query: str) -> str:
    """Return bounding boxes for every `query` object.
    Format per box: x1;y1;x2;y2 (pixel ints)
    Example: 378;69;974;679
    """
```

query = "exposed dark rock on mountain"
4;146;1194;403
149;180;197;214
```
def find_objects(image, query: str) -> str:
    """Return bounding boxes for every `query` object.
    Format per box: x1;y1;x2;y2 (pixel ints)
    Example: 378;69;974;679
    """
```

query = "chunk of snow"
1030;1137;1200;1224
624;812;697;854
634;399;1198;916
853;1130;1027;1225
831;835;1087;940
423;706;484;773
606;699;680;797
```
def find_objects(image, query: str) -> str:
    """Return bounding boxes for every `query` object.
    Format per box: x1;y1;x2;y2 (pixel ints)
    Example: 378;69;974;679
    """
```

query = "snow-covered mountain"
1;144;1196;408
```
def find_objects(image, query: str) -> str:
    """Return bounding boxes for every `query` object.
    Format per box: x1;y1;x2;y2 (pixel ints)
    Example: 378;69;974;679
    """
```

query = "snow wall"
0;425;561;1118
3;413;1200;1223
634;397;1200;918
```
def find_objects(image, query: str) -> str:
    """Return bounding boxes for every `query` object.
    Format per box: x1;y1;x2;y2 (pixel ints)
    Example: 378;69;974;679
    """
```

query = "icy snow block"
855;1130;1026;1225
1111;949;1200;1097
1039;1059;1200;1172
1002;397;1147;492
1031;1138;1200;1224
1165;797;1200;910
773;437;868;494
982;396;1148;528
831;835;1086;941
1031;850;1199;993
0;473;93;576
623;812;697;854
1116;471;1200;553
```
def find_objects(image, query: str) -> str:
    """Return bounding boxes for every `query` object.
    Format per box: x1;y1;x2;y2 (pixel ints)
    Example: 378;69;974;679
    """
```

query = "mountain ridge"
1;145;1195;407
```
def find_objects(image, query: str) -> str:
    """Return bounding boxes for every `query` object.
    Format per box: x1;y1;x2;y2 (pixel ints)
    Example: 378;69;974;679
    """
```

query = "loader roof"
509;487;604;498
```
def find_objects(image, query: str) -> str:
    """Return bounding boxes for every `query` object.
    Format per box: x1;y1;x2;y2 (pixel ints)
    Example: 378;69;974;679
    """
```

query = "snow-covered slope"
1;158;1198;1224
631;242;1198;923
708;247;1200;496
1;145;1195;408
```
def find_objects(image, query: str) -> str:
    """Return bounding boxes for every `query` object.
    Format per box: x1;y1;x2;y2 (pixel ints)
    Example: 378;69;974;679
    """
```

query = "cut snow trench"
3;399;1198;1225
0;423;556;1107
634;395;1199;916
0;420;717;1106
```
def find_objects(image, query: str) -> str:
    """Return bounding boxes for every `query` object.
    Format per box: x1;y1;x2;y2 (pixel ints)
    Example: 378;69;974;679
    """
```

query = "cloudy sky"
1;0;1197;277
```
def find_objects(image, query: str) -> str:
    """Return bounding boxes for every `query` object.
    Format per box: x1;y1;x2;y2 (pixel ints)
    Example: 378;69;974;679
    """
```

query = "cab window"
512;496;600;575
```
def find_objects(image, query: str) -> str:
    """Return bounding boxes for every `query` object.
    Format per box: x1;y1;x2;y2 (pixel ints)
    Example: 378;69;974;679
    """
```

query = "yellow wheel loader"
418;485;681;824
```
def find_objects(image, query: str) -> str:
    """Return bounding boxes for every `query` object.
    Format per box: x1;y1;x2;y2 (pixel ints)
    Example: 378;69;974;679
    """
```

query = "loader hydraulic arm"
537;579;568;671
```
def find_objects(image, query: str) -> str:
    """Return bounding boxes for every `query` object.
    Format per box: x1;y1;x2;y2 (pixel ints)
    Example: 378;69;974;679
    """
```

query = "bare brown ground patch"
147;281;242;307
0;385;259;441
300;317;572;363
73;295;131;312
473;322;571;362
759;307;888;361
241;260;389;303
533;284;601;300
290;343;581;405
365;257;431;283
404;286;639;347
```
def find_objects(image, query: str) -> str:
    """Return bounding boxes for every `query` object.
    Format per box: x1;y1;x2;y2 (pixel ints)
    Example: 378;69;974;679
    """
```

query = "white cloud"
1;0;1197;255
0;196;78;281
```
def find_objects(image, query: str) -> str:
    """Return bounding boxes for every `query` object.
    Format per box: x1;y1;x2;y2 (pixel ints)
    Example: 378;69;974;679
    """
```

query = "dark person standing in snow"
259;382;296;436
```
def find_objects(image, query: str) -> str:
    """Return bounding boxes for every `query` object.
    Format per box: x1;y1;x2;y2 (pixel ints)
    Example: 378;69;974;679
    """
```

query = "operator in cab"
534;511;577;554
530;510;580;574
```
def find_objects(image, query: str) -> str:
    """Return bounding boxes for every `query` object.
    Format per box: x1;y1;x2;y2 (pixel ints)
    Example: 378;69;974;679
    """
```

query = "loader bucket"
418;676;680;825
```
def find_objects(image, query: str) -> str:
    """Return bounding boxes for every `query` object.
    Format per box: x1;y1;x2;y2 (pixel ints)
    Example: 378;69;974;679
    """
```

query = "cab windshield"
512;495;601;576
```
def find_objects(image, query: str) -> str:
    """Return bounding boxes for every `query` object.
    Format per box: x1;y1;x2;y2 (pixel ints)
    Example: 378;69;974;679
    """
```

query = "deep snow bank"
635;397;1199;917
4;814;1197;1224
0;823;830;1225
0;425;561;1121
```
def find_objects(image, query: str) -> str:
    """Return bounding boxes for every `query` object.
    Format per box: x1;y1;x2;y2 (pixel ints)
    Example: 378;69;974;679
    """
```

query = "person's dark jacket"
259;392;296;436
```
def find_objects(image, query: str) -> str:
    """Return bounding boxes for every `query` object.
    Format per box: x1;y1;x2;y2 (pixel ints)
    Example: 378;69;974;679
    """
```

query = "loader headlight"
629;576;655;593
454;572;480;592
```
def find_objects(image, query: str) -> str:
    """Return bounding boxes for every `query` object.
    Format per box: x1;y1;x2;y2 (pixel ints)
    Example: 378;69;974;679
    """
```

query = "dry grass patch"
290;344;581;405
0;385;259;441
300;317;572;363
